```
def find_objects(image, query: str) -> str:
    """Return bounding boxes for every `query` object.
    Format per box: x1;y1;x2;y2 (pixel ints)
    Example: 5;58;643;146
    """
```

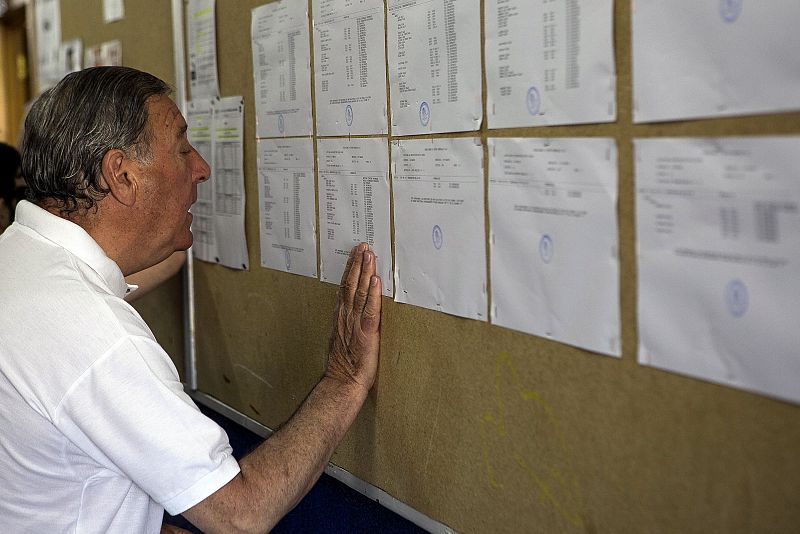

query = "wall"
191;1;800;533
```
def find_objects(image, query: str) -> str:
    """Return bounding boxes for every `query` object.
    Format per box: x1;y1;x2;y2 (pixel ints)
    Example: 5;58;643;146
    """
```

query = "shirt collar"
14;200;136;298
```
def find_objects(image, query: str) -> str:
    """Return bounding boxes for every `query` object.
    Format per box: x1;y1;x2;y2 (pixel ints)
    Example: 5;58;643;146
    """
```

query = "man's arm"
181;243;382;534
160;524;193;533
124;250;187;302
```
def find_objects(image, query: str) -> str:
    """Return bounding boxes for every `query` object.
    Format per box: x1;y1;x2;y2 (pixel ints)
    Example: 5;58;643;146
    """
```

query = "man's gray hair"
21;67;171;214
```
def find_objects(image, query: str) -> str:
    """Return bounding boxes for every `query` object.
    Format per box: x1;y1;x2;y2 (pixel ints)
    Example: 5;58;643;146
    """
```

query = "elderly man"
0;67;382;533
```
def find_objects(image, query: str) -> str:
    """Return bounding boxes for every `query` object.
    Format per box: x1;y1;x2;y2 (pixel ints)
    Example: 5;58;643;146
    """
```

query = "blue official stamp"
278;113;285;134
419;101;430;127
527;86;540;115
725;279;748;317
432;224;443;250
345;104;353;127
539;234;553;263
719;0;742;23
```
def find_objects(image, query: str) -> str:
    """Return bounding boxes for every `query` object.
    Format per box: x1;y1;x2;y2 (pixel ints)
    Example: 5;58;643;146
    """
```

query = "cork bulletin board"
61;1;800;532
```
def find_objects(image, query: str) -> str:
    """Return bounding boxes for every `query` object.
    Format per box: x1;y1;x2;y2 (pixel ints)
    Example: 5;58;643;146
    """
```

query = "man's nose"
194;150;211;183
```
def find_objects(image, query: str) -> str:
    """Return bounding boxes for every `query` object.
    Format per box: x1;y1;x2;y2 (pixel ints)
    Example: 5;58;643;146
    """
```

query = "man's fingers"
361;275;382;334
339;243;367;306
326;244;382;392
353;249;376;312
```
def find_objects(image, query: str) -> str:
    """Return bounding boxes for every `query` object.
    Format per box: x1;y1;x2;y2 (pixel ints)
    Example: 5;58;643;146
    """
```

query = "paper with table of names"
317;138;393;295
58;39;82;77
312;0;388;136
187;0;220;99
257;138;318;278
211;96;248;270
485;0;615;128
635;137;800;404
99;40;122;67
187;99;217;264
632;1;800;123
489;137;620;356
35;0;61;92
392;138;486;321
252;0;313;138
387;0;482;135
83;40;122;68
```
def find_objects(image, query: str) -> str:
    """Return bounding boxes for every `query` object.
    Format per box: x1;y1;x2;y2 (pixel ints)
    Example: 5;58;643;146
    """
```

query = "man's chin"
175;230;193;252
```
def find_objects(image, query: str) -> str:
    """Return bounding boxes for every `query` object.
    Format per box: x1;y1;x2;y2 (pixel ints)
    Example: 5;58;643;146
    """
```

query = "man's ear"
100;149;137;207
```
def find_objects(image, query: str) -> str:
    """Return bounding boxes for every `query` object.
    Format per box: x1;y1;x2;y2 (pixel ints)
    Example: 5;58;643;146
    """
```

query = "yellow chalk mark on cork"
479;352;584;528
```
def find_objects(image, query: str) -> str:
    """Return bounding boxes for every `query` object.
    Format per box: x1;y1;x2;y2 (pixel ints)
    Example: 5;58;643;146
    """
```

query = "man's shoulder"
0;230;159;411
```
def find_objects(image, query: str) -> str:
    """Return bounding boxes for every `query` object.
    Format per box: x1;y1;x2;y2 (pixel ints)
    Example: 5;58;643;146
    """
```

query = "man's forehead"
147;95;186;131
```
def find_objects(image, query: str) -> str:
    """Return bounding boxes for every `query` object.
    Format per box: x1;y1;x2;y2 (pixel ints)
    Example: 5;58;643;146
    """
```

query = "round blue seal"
419;101;430;127
278;113;285;134
432;224;443;250
725;279;748;317
527;86;540;115
719;0;742;23
345;104;354;127
539;234;553;263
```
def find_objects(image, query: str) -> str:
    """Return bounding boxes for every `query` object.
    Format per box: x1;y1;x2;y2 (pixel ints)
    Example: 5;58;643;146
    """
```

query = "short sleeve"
54;336;241;515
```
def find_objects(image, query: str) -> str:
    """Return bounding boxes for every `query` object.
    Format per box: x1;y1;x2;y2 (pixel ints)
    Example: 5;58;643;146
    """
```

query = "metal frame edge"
171;0;198;391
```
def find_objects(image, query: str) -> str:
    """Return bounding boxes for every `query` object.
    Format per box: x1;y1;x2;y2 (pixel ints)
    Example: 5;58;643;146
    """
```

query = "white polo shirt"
0;201;240;533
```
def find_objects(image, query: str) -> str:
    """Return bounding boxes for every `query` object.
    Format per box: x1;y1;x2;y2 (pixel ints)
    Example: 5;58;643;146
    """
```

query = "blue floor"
164;404;427;533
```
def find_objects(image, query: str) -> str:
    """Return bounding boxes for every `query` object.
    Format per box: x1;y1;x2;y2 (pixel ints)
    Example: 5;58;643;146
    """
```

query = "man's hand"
326;242;382;393
181;242;384;534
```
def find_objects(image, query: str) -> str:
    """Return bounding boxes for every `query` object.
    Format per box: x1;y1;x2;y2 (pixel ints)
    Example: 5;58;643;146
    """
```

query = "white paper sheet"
312;0;388;136
211;96;249;270
251;0;313;138
103;0;124;23
387;0;482;135
187;99;217;264
257;138;318;278
83;45;101;68
489;137;620;356
392;137;486;320
485;0;615;128
187;0;220;99
632;1;800;123
635;137;800;404
84;40;121;68
317;138;392;295
99;40;122;67
58;39;82;77
35;0;61;92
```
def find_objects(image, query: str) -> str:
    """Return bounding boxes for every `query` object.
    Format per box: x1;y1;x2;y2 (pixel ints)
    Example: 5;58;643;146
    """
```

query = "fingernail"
364;251;371;263
370;275;378;286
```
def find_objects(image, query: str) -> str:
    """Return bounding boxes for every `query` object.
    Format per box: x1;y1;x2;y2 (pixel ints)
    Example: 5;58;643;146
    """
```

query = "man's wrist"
319;373;371;406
